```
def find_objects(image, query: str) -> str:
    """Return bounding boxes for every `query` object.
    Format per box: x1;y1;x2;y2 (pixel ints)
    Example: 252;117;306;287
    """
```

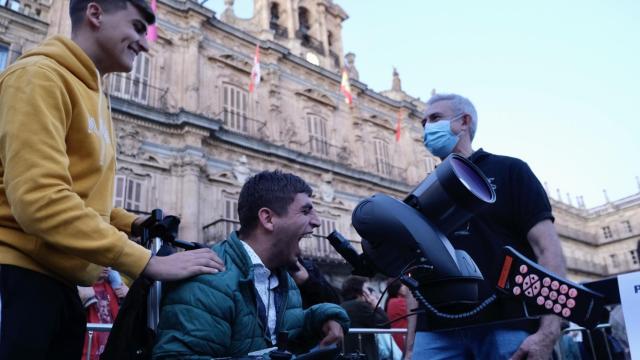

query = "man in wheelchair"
152;171;350;359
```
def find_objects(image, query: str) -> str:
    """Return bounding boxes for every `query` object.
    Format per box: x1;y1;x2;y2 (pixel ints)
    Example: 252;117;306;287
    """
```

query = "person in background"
78;267;128;359
384;281;409;352
341;276;390;360
289;257;342;309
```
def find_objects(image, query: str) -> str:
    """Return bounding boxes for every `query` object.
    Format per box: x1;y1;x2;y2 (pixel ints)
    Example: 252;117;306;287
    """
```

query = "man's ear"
461;114;471;129
257;207;275;232
85;3;103;29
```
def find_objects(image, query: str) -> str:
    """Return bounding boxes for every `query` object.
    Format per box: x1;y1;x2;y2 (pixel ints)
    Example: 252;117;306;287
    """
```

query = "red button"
520;265;528;274
558;295;566;304
549;291;558;300
551;281;560;290
559;284;568;294
542;277;551;286
515;275;523;284
537;296;545;305
553;304;562;313
562;308;571;317
567;299;575;308
568;288;578;298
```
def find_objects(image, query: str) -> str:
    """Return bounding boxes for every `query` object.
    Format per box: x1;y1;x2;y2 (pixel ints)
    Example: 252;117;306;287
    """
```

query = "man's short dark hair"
341;276;367;301
237;170;313;236
69;0;156;28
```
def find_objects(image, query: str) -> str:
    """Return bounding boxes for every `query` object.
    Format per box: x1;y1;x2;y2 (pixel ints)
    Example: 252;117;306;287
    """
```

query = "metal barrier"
344;328;406;360
85;323;113;360
557;323;620;360
85;323;624;359
84;324;406;359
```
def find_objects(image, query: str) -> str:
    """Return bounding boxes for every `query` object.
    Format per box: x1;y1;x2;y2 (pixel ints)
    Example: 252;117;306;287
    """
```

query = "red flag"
395;109;402;142
249;44;261;93
146;0;158;42
340;68;353;105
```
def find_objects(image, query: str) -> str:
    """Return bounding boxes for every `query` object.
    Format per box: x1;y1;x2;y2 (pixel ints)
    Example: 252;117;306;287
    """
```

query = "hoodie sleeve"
0;65;150;279
110;207;138;234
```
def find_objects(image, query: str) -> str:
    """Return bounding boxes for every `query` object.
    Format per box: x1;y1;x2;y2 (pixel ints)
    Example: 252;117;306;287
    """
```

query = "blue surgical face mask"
423;115;462;159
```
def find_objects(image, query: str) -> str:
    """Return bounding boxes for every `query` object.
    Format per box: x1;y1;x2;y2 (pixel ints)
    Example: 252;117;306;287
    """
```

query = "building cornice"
0;7;49;32
111;98;412;193
206;16;424;119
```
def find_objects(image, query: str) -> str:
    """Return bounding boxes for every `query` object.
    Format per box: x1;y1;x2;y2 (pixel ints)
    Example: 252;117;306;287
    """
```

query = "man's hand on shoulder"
319;320;343;346
142;248;225;281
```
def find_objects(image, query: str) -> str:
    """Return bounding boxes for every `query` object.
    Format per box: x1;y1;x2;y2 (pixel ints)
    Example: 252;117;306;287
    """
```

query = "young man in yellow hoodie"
0;1;224;358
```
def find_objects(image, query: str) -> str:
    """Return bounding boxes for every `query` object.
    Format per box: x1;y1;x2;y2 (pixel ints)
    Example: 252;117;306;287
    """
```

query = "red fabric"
82;282;120;360
386;297;407;351
249;44;261;93
395;110;403;142
340;69;353;105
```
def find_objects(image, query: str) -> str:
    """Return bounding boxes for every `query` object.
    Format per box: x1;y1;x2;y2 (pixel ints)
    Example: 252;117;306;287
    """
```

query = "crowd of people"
0;0;632;359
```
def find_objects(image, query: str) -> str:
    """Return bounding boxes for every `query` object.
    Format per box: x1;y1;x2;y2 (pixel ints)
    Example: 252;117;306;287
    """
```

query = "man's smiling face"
95;2;150;73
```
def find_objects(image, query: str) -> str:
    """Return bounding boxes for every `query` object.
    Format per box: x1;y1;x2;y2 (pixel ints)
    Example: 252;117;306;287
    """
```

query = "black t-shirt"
416;149;554;331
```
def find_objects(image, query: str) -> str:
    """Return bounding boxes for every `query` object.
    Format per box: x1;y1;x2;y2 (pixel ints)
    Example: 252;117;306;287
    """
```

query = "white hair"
426;93;478;140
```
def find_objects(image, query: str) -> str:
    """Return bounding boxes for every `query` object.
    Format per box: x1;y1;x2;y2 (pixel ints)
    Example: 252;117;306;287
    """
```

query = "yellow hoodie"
0;36;151;286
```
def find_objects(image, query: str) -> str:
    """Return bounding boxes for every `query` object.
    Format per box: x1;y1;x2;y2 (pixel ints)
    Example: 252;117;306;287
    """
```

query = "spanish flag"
249;44;261;94
340;68;353;105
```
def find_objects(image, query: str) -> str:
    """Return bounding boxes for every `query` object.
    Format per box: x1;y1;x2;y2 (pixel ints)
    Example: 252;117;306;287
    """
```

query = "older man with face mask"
404;94;567;360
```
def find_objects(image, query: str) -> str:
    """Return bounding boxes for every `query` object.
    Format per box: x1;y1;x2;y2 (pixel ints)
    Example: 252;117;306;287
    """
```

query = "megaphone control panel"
496;246;606;329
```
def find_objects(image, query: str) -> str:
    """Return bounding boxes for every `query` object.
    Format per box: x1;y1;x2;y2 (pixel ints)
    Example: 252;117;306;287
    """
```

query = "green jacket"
152;232;350;359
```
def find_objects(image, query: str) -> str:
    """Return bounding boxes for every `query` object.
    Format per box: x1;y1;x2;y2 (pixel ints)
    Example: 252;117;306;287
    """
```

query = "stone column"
171;151;206;243
285;0;297;39
317;3;328;56
180;30;203;112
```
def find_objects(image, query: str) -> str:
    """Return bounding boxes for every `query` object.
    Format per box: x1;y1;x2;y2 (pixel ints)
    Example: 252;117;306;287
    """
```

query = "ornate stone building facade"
552;193;640;281
2;0;638;283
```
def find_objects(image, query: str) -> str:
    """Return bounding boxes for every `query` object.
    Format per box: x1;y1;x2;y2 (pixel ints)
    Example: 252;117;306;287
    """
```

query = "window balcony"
300;137;352;165
270;22;288;39
202;218;241;245
108;74;171;111
295;29;324;55
375;161;408;183
329;50;340;69
203;218;361;263
217;110;268;139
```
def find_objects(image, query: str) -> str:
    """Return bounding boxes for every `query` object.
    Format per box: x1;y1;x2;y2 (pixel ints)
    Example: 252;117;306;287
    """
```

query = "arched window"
298;7;310;34
270;2;280;25
269;2;287;38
